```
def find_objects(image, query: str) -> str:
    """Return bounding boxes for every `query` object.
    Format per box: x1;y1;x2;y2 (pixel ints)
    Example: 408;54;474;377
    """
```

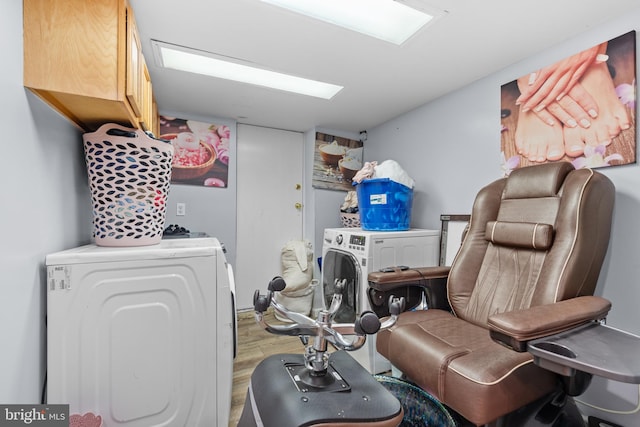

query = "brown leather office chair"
371;162;615;426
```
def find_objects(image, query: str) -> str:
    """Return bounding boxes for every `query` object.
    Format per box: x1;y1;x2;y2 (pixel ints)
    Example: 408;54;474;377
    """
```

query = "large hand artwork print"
501;31;636;174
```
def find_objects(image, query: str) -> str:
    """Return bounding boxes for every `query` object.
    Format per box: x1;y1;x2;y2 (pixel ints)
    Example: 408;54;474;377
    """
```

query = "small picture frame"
439;214;471;266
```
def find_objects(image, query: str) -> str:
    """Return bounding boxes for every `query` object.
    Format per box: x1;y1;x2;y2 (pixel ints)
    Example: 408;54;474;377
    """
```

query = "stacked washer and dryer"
321;227;440;374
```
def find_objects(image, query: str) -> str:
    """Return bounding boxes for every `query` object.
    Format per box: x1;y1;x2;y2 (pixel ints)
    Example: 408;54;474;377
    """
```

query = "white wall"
1;0;92;403
365;11;640;426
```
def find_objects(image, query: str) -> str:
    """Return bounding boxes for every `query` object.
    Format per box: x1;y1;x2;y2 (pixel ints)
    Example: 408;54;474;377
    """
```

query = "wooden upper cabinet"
23;0;156;132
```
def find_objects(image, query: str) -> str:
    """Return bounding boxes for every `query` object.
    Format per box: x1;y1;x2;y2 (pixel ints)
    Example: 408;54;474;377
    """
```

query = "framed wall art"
159;116;230;187
501;31;636;175
439;214;470;267
312;132;364;191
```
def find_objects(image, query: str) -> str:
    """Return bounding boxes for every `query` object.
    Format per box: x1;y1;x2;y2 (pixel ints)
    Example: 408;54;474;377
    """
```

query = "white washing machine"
321;228;440;373
45;237;236;427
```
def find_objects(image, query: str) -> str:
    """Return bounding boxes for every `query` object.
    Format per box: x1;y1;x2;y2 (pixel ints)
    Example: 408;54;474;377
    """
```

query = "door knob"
295;184;301;190
295;203;302;210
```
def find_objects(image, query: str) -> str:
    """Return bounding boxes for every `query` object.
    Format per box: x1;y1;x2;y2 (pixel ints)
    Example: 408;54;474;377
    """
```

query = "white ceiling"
131;0;639;133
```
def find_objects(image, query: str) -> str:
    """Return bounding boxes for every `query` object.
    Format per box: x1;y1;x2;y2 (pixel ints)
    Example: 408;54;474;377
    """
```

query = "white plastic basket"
82;123;174;247
340;212;361;228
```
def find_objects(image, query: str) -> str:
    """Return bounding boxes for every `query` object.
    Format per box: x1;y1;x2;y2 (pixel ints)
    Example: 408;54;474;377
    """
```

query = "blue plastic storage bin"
355;178;413;231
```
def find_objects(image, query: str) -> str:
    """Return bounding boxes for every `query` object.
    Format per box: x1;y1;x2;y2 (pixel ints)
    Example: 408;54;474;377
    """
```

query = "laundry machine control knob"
336;234;343;245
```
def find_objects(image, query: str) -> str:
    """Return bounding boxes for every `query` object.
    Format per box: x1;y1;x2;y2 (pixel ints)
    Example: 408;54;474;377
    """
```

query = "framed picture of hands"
500;30;636;174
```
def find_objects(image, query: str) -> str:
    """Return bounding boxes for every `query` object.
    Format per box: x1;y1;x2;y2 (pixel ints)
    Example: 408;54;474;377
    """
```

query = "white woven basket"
82;123;174;247
340;212;361;228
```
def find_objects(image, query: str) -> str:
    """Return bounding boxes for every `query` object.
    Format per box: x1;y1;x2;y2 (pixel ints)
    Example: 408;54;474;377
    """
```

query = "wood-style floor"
229;309;305;426
228;311;471;427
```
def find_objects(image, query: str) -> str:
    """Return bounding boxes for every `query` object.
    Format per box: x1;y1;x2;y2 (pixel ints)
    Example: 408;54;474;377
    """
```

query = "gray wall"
364;12;640;425
161;120;352;275
1;0;93;402
304;127;362;282
161;112;238;268
6;0;640;421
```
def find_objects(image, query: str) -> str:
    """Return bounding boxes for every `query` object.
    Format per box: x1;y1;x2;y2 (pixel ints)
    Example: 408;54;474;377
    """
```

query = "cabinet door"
125;4;143;118
151;99;159;136
139;57;154;132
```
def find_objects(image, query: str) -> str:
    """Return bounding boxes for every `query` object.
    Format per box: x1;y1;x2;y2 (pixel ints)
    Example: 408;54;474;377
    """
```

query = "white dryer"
45;237;236;427
321;228;439;373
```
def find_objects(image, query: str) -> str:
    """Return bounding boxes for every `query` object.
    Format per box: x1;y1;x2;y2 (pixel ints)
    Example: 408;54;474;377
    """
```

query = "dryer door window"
322;249;360;323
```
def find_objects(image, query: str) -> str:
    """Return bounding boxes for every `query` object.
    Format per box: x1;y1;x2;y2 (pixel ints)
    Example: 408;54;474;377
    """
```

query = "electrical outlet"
176;203;186;216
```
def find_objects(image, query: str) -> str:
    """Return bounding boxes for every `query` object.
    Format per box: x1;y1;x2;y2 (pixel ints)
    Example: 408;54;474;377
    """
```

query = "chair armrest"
367;266;451;313
488;296;612;352
367;266;450;291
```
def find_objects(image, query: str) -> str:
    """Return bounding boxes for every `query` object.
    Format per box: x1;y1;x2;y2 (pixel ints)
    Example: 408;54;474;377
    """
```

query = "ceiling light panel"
261;0;439;45
151;41;343;99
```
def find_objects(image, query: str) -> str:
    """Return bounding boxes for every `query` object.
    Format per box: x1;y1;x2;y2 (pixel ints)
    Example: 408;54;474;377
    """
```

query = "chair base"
444;390;585;427
237;351;403;427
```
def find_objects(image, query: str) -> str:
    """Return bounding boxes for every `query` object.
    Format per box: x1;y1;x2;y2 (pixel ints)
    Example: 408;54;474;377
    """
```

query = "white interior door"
235;124;304;310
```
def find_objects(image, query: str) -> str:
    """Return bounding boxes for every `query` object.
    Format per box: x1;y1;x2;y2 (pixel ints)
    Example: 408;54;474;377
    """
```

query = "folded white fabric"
373;159;415;189
352;161;377;184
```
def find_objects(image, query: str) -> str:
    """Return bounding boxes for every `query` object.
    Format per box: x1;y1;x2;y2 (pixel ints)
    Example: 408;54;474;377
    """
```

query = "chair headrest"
485;221;554;250
504;162;575;199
